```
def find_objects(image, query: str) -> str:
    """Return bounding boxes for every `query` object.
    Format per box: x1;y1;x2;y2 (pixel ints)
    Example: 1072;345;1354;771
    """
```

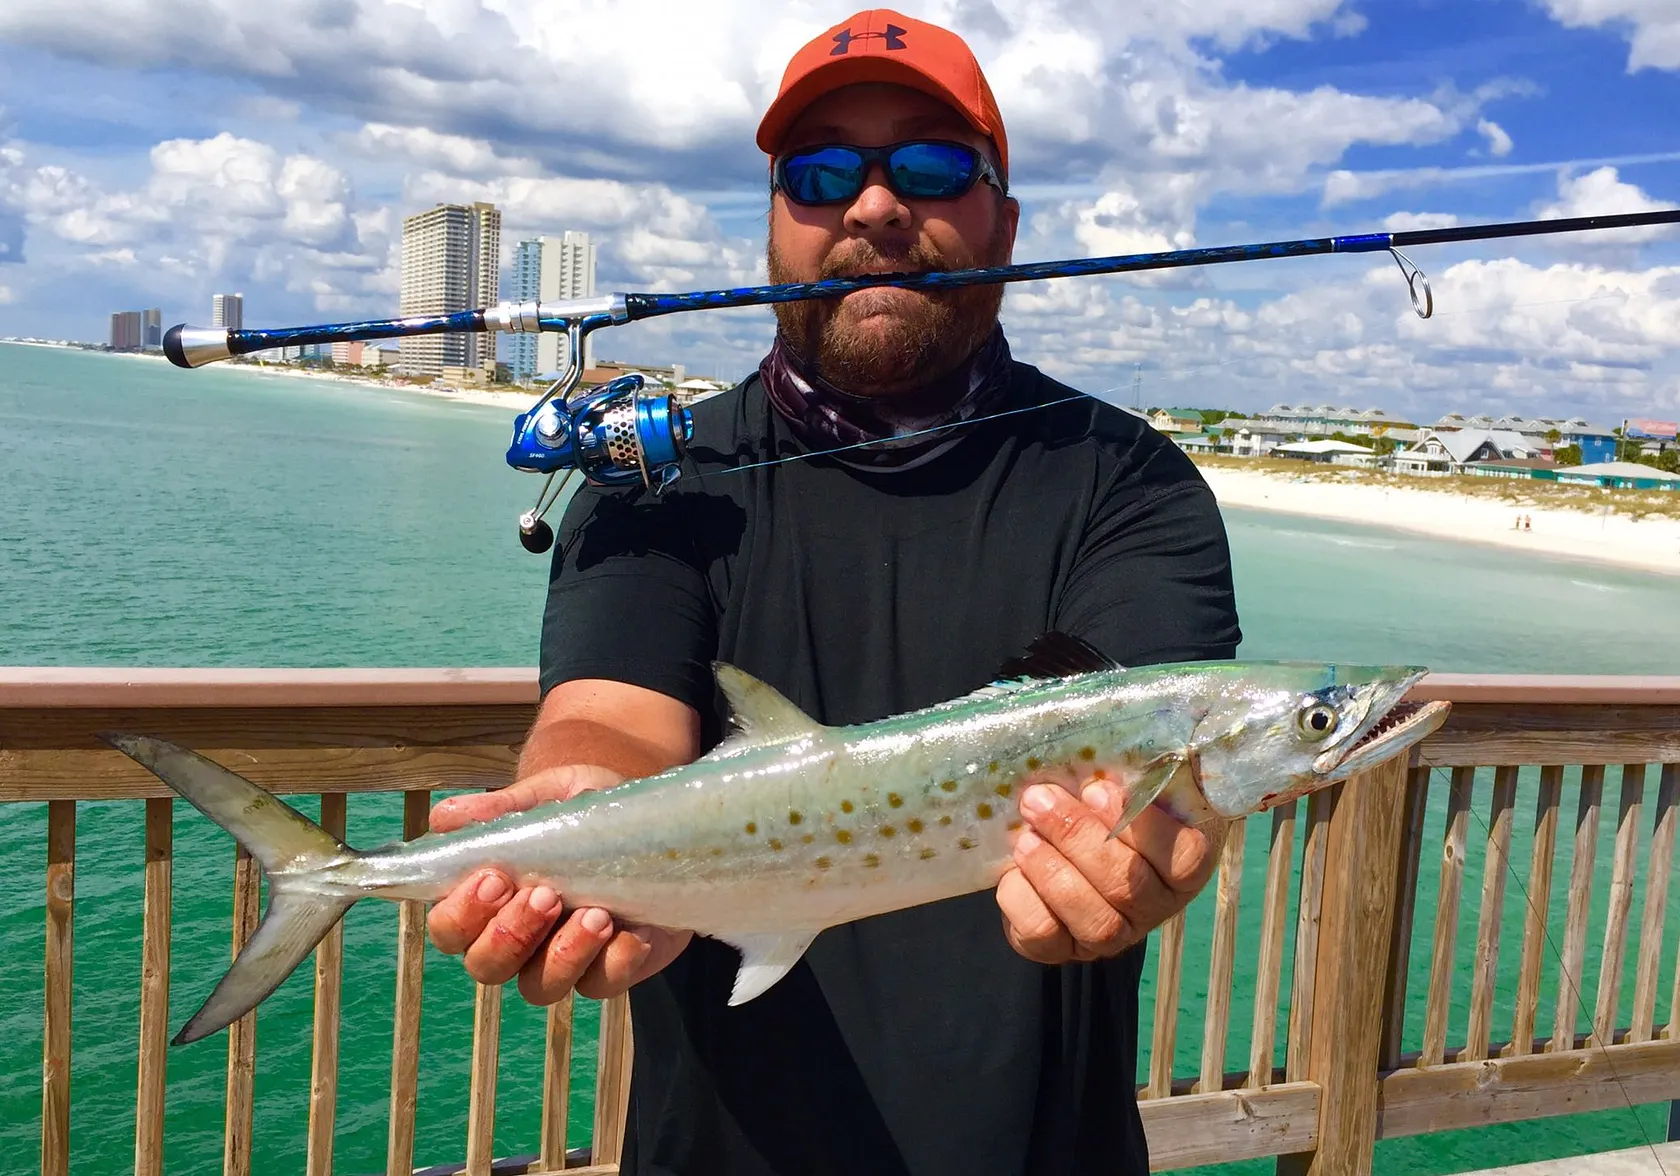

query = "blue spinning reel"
506;371;696;553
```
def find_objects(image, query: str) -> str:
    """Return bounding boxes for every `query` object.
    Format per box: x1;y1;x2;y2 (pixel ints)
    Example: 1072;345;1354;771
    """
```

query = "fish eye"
1296;703;1339;742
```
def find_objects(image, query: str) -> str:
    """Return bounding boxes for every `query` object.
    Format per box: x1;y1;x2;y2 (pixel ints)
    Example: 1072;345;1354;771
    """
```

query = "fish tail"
101;733;361;1045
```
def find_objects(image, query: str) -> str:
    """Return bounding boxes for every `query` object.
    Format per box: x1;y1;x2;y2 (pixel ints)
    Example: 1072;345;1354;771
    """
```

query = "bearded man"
425;10;1241;1175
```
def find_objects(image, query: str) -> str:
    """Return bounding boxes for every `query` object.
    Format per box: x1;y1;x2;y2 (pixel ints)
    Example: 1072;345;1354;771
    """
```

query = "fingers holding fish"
459;884;568;985
427;868;519;955
515;907;615;1005
1007;811;1134;960
995;866;1076;964
429;764;623;834
1107;790;1223;904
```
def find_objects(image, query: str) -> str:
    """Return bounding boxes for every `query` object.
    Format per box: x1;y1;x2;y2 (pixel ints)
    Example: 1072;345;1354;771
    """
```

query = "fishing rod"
160;207;1680;552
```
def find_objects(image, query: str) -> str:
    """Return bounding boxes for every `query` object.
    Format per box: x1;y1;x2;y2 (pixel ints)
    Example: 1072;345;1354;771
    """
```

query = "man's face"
766;83;1019;396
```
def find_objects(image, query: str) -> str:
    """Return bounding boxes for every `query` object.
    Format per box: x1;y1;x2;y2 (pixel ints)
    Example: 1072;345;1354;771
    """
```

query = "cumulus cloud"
1535;166;1676;246
1541;0;1680;71
1383;211;1461;232
0;283;12;303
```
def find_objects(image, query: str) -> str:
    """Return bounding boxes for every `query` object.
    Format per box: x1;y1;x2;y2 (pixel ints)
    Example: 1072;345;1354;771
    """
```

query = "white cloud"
1383;211;1461;232
1535;166;1676;246
1478;118;1513;157
0;283;12;303
349;124;541;178
1541;0;1680;71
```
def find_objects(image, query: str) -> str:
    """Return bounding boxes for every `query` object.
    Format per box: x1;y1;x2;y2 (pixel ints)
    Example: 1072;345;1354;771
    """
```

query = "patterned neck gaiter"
757;325;1014;472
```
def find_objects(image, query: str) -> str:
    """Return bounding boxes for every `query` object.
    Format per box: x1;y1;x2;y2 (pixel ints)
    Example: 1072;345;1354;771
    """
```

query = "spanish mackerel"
105;634;1450;1046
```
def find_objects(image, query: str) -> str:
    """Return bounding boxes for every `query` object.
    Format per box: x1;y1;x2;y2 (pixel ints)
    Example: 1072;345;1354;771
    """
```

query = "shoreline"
1196;462;1680;578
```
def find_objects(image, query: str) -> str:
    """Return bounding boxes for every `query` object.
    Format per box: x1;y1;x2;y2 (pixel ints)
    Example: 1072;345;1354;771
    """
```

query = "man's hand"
997;779;1221;964
425;764;693;1003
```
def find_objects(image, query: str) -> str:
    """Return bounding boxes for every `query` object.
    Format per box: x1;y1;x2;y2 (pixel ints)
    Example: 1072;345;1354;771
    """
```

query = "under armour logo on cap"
831;23;908;54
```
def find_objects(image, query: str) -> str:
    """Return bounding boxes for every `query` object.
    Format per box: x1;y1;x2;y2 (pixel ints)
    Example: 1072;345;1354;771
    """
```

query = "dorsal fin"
996;632;1124;682
711;663;822;750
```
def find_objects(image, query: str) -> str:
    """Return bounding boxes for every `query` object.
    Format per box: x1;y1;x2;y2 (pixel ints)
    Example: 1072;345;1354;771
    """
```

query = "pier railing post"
1276;754;1411;1176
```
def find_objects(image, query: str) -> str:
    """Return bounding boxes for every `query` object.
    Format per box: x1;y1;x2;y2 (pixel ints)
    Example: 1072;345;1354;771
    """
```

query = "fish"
102;633;1450;1046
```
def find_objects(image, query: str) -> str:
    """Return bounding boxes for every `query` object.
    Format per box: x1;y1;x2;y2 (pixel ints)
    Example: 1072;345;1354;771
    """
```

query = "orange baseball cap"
756;8;1009;178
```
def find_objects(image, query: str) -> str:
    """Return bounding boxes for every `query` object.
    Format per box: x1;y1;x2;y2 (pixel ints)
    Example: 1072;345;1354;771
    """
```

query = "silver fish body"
106;647;1450;1045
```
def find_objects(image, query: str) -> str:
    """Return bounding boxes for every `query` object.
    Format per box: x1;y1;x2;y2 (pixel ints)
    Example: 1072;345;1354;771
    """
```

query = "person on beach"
425;10;1240;1175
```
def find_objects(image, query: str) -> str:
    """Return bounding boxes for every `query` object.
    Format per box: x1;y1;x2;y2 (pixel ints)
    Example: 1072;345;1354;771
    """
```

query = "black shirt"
539;358;1241;1176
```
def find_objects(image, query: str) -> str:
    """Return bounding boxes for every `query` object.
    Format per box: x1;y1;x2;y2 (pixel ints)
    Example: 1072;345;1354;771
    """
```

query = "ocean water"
1;343;1676;1175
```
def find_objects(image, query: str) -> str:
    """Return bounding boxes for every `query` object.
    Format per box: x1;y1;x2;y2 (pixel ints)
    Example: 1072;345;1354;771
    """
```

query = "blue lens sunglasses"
772;140;1008;206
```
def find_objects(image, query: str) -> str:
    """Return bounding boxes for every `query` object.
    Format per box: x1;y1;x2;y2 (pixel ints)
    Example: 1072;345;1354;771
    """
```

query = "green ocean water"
1;342;1677;1175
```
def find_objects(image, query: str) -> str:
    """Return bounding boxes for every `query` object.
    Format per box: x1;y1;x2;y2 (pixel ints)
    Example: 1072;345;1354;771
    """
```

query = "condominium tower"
212;293;244;331
398;202;501;377
506;231;597;382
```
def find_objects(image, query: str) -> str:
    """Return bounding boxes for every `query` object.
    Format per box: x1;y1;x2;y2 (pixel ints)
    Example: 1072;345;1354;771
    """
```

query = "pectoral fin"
717;930;818;1005
1106;756;1188;839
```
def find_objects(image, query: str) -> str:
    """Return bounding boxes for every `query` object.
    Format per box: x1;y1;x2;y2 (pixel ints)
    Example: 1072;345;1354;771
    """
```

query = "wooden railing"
2;670;1678;1176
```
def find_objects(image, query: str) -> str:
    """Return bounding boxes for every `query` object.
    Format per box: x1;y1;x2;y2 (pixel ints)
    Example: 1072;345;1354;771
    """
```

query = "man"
427;10;1241;1175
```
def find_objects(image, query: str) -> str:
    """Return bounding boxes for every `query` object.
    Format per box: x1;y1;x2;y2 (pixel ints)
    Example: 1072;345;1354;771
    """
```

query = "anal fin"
717;930;818;1005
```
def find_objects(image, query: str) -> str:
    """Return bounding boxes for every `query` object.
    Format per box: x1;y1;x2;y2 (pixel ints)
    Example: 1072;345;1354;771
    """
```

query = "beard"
766;219;1012;397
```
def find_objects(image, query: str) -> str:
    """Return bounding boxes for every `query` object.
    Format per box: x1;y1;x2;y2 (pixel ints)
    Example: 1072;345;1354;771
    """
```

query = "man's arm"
998;460;1242;965
425;678;703;1004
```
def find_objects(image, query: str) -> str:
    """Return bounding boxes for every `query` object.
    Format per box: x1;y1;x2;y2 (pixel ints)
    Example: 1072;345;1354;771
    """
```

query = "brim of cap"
756;56;996;158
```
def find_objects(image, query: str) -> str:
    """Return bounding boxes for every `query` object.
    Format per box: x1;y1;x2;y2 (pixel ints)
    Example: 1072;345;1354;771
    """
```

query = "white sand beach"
1197;463;1680;577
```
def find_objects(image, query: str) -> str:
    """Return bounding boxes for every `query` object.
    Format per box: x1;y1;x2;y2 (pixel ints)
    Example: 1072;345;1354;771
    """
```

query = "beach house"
1149;407;1205;435
1392;428;1536;476
1554;461;1680;491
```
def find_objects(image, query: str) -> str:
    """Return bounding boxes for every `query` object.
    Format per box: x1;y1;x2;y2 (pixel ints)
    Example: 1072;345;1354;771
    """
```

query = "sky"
1;0;1677;425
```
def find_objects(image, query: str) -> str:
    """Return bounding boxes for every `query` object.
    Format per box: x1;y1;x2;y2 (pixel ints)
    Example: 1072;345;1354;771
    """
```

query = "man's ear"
1002;194;1021;251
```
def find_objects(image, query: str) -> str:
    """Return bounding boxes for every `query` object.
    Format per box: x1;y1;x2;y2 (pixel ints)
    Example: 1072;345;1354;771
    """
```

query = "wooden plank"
465;983;503;1176
1590;764;1645;1049
306;794;347;1176
1464;765;1519;1062
0;705;527;801
1200;817;1246;1094
0;666;538;708
1421;767;1475;1067
1508;766;1563;1058
537;995;575;1172
1145;909;1186;1099
591;994;634;1169
1415;703;1680;769
1405;676;1680;705
1549;766;1603;1054
387;790;430;1176
1286;788;1332;1083
134;798;172;1176
1138;1081;1320;1171
224;844;261;1176
42;800;75;1176
1376;1038;1680;1138
1381;768;1431;1070
1633;765;1678;1042
1250;802;1298;1088
1275;756;1411;1176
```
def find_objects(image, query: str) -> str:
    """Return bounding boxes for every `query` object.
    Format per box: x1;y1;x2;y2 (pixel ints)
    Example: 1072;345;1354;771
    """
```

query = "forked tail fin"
101;733;361;1045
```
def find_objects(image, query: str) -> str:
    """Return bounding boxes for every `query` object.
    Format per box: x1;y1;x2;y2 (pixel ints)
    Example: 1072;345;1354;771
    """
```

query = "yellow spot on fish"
939;815;952;826
995;782;1012;798
1092;769;1108;782
958;837;976;851
888;792;903;808
836;830;852;845
840;800;854;813
1006;820;1023;832
788;810;804;825
744;821;757;835
665;849;679;860
988;760;999;773
801;833;814;844
1078;746;1096;761
919;847;937;861
907;818;924;834
863;853;880;869
710;847;723;857
769;838;783;851
1026;756;1042;771
880;825;896;838
815;856;831;870
940;779;957;792
976;803;993;820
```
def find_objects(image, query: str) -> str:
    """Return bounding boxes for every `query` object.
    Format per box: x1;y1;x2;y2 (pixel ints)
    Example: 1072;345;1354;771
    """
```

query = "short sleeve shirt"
539;359;1242;1176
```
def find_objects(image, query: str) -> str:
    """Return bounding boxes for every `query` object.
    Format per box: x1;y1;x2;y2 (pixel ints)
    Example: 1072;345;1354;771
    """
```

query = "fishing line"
1418;762;1669;1173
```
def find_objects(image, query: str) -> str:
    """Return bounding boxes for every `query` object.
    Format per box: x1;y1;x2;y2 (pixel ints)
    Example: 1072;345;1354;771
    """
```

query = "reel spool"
506;372;695;553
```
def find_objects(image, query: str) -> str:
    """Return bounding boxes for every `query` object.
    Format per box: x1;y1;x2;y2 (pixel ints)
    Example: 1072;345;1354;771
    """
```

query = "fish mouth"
1315;697;1452;779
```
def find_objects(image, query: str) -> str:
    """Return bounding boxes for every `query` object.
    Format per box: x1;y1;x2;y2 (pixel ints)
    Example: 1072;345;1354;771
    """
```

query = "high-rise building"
506;231;598;381
398;202;501;378
109;310;142;351
141;308;162;351
212;293;244;331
